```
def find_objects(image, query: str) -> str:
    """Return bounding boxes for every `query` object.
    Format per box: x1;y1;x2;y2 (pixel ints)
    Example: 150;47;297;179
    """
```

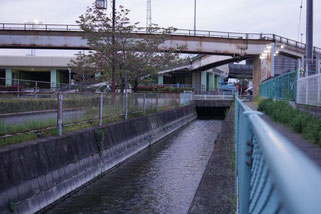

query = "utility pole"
306;0;313;73
146;0;152;30
194;0;197;36
112;0;116;93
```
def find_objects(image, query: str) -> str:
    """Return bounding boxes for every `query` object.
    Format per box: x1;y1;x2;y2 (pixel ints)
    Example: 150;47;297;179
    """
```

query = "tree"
69;52;98;90
72;4;183;92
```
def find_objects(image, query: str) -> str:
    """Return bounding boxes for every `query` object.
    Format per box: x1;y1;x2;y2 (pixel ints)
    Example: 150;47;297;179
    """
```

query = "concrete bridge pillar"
192;72;196;89
253;56;261;97
50;69;57;89
209;73;214;91
201;71;207;91
5;68;12;86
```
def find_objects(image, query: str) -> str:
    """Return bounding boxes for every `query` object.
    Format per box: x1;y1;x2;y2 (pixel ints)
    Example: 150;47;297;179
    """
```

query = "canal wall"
0;104;196;214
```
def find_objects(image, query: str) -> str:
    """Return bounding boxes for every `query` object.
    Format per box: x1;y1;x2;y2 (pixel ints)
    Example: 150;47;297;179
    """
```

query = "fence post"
306;79;308;105
99;93;103;126
316;56;321;106
57;93;63;136
235;98;239;190
143;94;146;116
125;93;128;120
156;93;159;112
165;93;168;109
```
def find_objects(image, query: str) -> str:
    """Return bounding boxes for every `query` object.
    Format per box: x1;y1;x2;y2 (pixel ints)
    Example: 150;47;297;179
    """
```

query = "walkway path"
246;102;321;168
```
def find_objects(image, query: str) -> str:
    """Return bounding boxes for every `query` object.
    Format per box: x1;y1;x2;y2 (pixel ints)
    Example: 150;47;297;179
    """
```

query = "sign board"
260;53;271;82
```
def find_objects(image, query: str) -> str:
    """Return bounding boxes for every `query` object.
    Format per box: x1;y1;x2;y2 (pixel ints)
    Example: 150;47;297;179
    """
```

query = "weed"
94;129;105;155
258;99;321;145
8;201;15;213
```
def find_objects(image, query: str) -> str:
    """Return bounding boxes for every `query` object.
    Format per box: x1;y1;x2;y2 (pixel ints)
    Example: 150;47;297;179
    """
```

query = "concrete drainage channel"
0;105;197;214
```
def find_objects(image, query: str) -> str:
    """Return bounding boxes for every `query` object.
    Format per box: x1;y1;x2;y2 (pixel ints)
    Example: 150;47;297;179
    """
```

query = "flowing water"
48;120;222;214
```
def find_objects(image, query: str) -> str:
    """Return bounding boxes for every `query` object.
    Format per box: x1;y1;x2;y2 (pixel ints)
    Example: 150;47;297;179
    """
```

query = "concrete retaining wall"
296;104;321;119
194;100;233;108
0;104;196;214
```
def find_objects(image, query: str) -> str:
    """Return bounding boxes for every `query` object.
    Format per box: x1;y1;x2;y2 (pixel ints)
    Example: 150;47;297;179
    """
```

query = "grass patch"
0;105;183;146
0;118;57;136
258;98;321;145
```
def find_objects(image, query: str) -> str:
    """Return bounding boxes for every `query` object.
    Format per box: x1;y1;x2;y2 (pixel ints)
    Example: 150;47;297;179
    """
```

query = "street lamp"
95;0;107;9
95;0;116;94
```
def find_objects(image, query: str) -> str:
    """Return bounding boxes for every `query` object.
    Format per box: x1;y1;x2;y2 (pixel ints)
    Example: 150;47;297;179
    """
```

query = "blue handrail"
235;96;321;214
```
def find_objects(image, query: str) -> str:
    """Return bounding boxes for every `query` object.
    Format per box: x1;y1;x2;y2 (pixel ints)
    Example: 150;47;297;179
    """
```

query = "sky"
0;0;320;56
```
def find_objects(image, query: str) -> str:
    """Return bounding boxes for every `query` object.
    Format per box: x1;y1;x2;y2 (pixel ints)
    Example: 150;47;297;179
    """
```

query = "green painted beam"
201;71;207;91
209;73;214;91
5;68;12;86
50;69;57;89
158;76;163;85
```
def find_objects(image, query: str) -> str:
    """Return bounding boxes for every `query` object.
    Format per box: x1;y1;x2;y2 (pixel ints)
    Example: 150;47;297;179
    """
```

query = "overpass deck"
0;23;320;57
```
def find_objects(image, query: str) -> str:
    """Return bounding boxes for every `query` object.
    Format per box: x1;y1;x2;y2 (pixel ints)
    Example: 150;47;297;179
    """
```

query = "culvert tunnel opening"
196;107;230;120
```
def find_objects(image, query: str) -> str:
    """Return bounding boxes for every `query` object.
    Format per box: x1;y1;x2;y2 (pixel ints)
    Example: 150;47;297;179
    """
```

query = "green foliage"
94;129;105;155
258;99;321;145
8;201;15;213
0;118;57;136
73;4;185;92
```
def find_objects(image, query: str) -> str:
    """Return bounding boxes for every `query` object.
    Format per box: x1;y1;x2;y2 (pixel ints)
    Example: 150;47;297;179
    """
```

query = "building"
0;55;75;89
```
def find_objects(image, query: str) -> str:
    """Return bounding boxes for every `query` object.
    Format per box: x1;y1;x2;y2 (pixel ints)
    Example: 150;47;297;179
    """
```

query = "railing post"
125;92;128;120
99;93;103;126
57;93;63;136
143;93;146;116
156;93;159;112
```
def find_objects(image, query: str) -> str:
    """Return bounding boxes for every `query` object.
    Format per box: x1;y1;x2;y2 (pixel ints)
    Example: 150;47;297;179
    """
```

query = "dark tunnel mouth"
196;107;229;120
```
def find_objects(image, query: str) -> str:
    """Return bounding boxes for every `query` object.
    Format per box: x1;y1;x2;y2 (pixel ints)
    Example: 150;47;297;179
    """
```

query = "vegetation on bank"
258;99;321;145
0;105;179;147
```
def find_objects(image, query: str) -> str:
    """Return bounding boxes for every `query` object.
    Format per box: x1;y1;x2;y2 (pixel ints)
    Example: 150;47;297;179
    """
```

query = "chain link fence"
259;71;297;101
0;92;192;139
297;73;321;107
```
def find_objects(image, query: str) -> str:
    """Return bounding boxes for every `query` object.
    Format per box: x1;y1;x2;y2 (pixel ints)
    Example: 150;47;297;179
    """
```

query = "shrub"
258;98;321;145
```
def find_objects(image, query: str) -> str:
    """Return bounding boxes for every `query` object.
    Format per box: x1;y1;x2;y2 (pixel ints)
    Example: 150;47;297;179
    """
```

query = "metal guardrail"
1;23;320;54
235;96;321;214
193;94;234;100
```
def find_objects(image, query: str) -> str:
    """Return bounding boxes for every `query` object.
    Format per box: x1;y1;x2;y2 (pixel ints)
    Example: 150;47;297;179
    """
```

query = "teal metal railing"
259;71;297;101
235;96;321;214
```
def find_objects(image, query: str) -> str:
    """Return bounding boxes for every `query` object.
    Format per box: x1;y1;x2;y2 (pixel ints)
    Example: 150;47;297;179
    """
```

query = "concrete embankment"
0;104;196;214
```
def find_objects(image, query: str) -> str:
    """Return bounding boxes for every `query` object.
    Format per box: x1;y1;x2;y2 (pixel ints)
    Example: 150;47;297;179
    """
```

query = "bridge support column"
209;73;214;91
253;56;261;97
158;75;163;85
201;71;207;91
50;69;57;89
5;68;12;86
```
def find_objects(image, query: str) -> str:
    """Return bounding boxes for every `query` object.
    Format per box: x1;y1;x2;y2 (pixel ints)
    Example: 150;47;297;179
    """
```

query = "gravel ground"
188;107;235;214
